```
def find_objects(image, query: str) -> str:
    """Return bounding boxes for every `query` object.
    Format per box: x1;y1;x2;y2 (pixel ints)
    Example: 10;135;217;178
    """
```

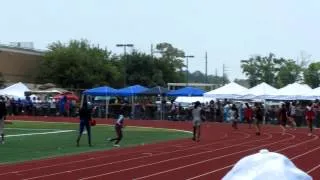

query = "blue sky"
1;0;319;80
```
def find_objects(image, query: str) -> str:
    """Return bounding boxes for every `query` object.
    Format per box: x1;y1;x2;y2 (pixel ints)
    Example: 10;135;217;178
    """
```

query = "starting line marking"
6;130;76;138
4;128;66;131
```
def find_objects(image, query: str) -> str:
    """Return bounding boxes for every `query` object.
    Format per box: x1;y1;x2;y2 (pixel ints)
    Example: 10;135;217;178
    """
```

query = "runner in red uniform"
244;103;253;129
305;104;315;136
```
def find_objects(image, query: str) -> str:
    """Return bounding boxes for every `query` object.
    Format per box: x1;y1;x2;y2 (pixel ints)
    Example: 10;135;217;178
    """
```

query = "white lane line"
6;130;75;137
76;133;277;180
186;164;235;180
0;133;233;176
275;135;319;152
12;120;193;134
21;132;255;180
130;133;294;180
141;153;153;156
5;128;65;131
307;164;320;173
186;135;319;180
23;151;214;180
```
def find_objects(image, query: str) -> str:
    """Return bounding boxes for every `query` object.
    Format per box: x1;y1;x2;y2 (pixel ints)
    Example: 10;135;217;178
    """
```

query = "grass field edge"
10;120;193;134
0;120;191;166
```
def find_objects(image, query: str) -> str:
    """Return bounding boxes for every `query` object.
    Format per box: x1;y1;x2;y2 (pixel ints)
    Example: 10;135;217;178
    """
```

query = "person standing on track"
287;102;297;130
0;96;7;144
253;102;263;136
230;104;239;130
305;104;315;136
107;108;125;147
76;96;92;147
244;103;253;129
192;101;203;142
279;103;288;135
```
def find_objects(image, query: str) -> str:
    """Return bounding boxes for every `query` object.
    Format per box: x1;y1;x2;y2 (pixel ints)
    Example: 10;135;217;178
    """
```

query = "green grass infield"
0;120;190;164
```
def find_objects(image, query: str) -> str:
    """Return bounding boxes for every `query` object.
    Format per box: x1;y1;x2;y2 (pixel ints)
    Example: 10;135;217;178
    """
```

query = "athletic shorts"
306;119;313;124
254;118;263;124
280;119;287;126
232;119;239;122
245;118;252;123
193;120;201;127
79;119;90;135
288;114;296;119
0;118;4;134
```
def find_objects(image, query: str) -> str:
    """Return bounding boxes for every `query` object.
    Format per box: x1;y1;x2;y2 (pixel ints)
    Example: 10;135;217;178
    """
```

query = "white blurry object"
222;149;312;180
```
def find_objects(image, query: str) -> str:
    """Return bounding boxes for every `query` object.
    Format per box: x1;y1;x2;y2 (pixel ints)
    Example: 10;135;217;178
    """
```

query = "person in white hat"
222;149;312;180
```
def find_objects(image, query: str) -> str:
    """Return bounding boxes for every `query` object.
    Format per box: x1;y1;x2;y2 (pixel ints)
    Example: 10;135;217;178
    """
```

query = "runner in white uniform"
192;101;203;142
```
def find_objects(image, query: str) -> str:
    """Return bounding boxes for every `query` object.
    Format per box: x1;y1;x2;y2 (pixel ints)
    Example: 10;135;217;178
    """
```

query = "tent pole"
160;95;163;120
80;94;84;109
131;95;134;119
105;95;109;120
263;99;267;125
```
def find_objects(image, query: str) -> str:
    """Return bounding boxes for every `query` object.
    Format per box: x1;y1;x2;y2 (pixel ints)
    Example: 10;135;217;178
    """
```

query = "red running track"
1;116;320;180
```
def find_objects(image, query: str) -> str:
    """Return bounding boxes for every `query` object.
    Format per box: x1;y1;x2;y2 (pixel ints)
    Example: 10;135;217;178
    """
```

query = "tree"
208;74;230;85
156;42;185;72
188;71;205;83
37;39;121;89
241;53;301;88
241;55;264;87
124;48;187;87
124;51;160;86
304;62;320;88
234;79;250;88
276;60;303;87
154;43;187;83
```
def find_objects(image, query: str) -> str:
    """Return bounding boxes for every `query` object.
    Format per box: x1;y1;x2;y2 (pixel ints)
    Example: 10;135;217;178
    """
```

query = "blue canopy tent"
83;86;118;96
167;86;205;97
117;85;148;96
117;85;148;119
83;86;118;118
138;86;169;96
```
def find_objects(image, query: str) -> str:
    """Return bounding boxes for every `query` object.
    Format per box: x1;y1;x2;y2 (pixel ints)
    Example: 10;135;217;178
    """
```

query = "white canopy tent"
238;82;278;100
175;96;215;104
0;82;30;99
204;82;248;99
265;83;312;100
297;87;320;100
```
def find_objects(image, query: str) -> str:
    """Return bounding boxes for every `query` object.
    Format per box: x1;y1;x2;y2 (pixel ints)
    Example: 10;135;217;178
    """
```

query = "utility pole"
151;44;154;57
116;44;134;87
183;55;195;86
222;64;229;85
205;52;208;84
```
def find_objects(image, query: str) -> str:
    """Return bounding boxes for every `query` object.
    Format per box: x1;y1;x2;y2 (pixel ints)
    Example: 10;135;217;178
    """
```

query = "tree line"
241;53;320;88
36;39;319;90
36;40;229;89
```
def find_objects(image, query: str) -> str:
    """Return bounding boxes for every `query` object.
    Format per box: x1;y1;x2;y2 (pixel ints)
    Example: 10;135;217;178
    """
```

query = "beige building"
0;44;44;83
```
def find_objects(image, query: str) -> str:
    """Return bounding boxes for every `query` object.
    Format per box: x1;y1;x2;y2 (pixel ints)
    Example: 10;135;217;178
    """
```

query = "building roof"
0;44;45;56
